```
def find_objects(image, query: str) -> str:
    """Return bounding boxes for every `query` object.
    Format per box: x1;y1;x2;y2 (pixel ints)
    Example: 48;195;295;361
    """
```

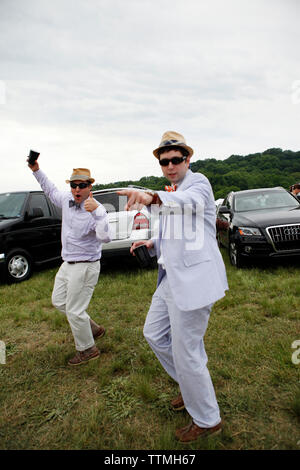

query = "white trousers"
143;275;221;428
52;261;100;351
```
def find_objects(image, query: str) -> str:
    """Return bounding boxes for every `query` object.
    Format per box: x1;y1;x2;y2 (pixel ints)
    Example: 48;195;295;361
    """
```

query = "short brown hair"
157;145;189;158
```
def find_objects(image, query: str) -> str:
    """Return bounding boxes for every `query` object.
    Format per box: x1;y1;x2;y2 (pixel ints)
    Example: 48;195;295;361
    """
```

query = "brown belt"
67;260;100;264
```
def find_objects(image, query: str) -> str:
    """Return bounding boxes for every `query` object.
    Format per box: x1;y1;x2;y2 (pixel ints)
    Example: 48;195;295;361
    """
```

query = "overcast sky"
0;0;299;192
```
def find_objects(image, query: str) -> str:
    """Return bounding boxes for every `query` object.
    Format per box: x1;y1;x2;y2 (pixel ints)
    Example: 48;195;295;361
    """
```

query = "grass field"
0;251;299;450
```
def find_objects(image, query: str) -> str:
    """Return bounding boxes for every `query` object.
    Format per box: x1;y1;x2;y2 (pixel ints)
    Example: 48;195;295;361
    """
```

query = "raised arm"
27;159;66;208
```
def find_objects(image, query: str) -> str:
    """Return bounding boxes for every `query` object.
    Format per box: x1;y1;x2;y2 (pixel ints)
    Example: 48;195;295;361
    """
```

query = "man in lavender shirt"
27;159;111;366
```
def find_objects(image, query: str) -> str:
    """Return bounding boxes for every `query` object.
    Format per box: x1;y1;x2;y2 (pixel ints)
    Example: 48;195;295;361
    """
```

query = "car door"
47;198;62;257
23;193;61;262
93;191;133;240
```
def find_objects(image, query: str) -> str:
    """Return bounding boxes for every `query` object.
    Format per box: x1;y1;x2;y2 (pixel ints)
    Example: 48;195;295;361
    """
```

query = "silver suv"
92;186;157;260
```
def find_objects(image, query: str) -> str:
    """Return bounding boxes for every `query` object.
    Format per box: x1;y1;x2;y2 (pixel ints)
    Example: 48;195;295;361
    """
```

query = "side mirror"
218;205;232;215
29;207;44;219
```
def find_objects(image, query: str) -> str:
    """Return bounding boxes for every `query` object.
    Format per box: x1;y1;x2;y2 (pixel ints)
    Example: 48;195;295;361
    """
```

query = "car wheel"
229;241;244;268
6;250;33;283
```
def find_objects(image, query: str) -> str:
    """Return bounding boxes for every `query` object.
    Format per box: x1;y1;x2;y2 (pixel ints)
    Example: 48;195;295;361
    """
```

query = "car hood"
0;218;20;231
233;207;300;228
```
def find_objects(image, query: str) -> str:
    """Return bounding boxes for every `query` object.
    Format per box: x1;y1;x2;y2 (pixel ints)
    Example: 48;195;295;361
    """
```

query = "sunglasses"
70;182;90;189
159;156;187;167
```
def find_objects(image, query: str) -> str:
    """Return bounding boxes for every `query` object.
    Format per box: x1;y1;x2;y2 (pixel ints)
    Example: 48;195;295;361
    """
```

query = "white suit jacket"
149;169;228;311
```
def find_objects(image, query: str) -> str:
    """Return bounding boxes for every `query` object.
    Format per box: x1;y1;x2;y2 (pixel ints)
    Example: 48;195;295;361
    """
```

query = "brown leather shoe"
93;326;106;340
90;319;106;340
175;420;222;442
171;393;185;411
68;345;100;366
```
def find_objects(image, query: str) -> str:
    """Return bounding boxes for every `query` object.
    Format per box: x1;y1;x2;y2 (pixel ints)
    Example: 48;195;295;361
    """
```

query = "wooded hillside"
93;148;300;200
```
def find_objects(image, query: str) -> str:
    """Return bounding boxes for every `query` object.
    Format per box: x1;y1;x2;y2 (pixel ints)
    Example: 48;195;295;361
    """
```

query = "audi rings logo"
284;227;300;236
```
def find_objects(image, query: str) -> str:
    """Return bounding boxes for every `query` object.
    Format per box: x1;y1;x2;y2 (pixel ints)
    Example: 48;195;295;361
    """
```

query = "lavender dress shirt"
33;169;111;262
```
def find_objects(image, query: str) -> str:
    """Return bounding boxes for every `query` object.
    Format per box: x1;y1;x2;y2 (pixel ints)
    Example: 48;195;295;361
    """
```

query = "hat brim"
66;177;95;184
153;143;194;159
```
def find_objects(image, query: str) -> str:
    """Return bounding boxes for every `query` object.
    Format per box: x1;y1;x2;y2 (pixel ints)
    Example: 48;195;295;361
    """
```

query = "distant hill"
93;148;300;200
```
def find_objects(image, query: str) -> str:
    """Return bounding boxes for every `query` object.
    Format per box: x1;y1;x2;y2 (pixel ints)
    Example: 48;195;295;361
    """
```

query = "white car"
215;198;224;213
92;186;158;261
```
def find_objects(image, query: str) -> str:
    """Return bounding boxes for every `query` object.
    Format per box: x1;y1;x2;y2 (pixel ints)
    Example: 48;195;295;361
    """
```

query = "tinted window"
53;204;62;218
29;194;50;217
48;198;62;218
0;192;27;218
93;192;127;213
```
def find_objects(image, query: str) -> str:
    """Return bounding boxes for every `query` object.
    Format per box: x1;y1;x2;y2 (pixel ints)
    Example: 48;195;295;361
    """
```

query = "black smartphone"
28;150;40;165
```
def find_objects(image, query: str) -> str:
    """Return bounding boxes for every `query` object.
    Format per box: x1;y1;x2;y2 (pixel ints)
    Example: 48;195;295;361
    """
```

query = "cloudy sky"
0;0;299;192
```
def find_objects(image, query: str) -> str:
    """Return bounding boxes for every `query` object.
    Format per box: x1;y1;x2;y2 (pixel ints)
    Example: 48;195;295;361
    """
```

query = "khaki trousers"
52;261;100;351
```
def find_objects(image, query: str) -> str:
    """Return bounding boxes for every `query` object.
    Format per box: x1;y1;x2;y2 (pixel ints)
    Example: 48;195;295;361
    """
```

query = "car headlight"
238;227;262;236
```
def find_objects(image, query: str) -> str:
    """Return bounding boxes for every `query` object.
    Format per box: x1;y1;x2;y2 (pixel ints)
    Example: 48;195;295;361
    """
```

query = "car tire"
229;241;245;268
6;249;33;283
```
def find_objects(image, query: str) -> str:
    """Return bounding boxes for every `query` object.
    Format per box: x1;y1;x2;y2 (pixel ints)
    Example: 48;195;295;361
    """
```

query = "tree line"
93;148;300;200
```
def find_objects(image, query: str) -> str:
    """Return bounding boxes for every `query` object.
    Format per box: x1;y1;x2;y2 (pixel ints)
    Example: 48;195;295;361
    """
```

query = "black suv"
0;191;62;282
217;187;300;267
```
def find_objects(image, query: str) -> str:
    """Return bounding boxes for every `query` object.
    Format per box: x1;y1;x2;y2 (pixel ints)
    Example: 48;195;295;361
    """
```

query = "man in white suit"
118;131;228;442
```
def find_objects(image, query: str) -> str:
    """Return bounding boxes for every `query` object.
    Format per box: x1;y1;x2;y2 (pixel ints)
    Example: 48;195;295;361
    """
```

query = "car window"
93;192;127;213
0;192;27;218
29;193;51;217
53;204;62;218
47;198;62;218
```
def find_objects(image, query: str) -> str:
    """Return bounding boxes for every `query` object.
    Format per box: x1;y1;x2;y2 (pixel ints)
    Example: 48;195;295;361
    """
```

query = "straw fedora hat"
66;168;95;184
153;131;194;159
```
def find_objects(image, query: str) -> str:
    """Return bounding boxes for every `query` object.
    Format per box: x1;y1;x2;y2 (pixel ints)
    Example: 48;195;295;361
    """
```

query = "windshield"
234;190;300;212
0;192;27;218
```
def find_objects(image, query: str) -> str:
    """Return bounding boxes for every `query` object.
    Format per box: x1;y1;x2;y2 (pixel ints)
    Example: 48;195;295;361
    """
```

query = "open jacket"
149;169;228;311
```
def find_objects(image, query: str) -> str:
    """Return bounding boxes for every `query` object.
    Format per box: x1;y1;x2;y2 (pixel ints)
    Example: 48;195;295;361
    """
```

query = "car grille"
266;224;300;252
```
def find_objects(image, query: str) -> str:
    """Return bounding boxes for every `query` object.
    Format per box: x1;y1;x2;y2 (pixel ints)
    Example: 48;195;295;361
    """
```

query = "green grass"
0;252;299;450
